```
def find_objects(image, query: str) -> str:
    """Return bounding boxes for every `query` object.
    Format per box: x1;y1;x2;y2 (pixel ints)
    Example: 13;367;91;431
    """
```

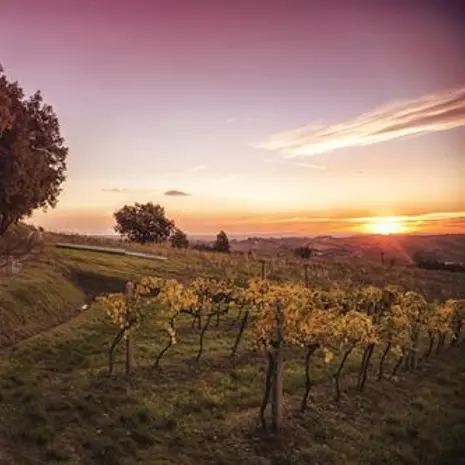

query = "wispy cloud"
257;86;465;158
185;165;207;173
294;162;328;171
208;174;243;186
264;157;327;171
164;190;190;196
102;188;128;193
347;211;465;224
226;210;465;228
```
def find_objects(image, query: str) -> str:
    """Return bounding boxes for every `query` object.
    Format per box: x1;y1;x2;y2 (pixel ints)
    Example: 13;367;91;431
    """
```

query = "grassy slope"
0;246;172;348
1;235;465;464
3;241;465;348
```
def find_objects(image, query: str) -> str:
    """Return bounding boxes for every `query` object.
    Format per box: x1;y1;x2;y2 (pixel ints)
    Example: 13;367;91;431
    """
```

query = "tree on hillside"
114;202;175;244
294;246;313;260
170;227;189;249
0;70;68;236
213;230;230;253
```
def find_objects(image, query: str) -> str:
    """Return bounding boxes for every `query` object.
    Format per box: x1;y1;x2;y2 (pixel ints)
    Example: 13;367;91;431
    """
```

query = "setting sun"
365;218;407;235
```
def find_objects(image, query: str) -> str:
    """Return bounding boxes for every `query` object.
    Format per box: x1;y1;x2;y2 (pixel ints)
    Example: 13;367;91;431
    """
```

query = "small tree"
170;228;189;249
114;202;175;244
213;230;230;253
0;71;68;236
294;246;313;260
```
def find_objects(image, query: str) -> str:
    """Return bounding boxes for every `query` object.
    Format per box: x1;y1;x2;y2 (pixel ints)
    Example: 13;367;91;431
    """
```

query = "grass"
1;301;465;465
1;232;465;464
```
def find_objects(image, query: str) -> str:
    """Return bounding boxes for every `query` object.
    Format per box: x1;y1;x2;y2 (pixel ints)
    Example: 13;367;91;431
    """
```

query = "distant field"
1;229;465;464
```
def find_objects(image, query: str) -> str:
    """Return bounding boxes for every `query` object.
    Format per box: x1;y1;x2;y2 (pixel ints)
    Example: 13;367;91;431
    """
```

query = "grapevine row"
97;274;465;431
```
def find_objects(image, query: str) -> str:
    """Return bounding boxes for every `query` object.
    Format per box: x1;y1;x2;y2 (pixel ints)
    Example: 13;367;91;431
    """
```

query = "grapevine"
96;259;465;431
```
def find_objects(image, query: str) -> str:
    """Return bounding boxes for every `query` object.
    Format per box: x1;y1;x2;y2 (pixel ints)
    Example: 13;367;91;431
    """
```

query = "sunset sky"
1;0;464;236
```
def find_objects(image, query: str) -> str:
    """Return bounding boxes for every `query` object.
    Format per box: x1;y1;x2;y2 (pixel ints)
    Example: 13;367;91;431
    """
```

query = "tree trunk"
108;327;126;376
357;345;370;389
271;303;284;432
259;350;274;430
392;351;404;377
425;333;435;359
125;333;134;376
124;282;134;376
359;343;375;391
435;335;442;355
230;310;249;358
304;264;309;288
300;343;319;412
154;320;175;371
377;342;391;381
195;313;214;362
334;347;353;403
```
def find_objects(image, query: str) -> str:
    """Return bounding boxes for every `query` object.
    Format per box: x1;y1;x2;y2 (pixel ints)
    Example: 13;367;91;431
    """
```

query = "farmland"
1;231;465;465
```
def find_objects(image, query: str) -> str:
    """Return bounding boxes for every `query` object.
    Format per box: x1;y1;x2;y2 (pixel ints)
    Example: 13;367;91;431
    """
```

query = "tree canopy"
294;246;313;260
170;228;189;249
213;230;230;253
114;202;175;244
0;71;68;235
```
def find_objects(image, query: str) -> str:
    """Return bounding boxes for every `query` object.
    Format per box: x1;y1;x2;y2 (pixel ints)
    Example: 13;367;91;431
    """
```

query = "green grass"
0;245;172;348
1;233;465;464
1;301;465;465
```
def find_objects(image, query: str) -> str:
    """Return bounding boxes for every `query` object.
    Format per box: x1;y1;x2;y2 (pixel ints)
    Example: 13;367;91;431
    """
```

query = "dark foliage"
0;72;67;235
294;246;313;259
169;228;189;248
213;230;230;253
113;202;175;244
413;251;465;273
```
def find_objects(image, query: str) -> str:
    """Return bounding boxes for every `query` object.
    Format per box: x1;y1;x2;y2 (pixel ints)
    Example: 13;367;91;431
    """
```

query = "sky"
1;0;464;236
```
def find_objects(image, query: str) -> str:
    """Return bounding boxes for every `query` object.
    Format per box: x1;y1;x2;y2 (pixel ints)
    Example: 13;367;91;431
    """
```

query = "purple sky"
1;0;464;234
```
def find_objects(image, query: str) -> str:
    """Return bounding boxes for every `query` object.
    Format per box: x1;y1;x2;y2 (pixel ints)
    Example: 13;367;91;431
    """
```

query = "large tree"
114;202;175;244
0;70;68;235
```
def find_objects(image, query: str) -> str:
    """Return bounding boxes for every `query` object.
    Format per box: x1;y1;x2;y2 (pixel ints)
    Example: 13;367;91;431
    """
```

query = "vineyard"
1;246;465;464
97;261;465;432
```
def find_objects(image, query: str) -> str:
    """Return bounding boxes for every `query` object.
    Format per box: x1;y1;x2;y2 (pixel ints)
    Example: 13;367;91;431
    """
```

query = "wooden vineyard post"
304;263;309;287
260;259;267;280
271;301;284;432
125;281;134;376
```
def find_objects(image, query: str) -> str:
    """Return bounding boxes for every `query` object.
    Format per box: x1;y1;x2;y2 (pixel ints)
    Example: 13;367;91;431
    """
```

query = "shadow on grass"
68;270;127;299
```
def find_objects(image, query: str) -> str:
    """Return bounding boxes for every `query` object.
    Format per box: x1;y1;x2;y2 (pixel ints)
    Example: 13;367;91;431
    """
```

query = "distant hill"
230;233;465;265
38;228;465;266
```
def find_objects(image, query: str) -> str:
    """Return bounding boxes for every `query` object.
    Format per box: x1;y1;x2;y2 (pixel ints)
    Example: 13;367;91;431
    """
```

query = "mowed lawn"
1;242;465;464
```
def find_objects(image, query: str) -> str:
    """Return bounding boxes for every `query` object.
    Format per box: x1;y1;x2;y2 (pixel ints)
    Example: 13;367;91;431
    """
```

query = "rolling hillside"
231;234;465;264
1;229;465;464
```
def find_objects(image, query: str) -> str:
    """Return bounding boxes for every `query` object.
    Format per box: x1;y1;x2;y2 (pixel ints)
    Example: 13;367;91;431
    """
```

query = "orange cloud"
258;85;465;157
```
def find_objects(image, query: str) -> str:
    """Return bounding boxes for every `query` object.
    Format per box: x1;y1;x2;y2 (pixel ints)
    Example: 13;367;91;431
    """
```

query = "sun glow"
365;217;407;235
